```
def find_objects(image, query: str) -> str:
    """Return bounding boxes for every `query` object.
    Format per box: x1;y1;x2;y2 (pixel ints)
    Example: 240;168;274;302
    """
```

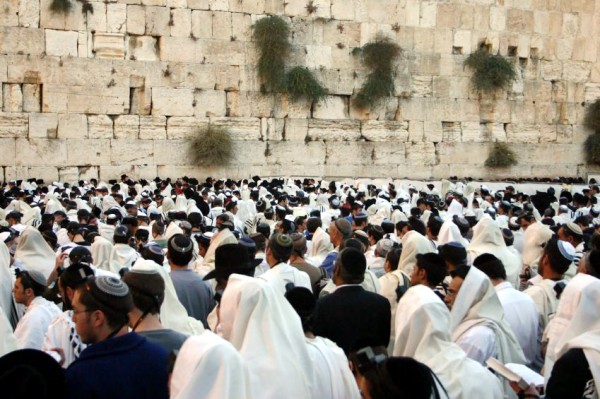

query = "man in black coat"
312;247;391;354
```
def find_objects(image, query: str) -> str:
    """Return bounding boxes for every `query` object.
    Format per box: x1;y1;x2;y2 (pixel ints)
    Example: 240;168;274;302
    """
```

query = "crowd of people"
0;174;599;399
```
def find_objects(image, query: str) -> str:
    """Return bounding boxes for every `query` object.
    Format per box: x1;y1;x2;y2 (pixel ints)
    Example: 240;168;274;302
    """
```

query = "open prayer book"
486;358;545;390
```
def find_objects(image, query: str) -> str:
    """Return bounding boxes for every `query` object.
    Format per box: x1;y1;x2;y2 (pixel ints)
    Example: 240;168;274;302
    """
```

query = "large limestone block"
563;61;591;83
405;142;436;166
324;142;374;166
113;115;140;139
107;3;127;33
3;84;22;113
209;117;261;140
226;91;274;118
171;8;191;37
307;119;361;141
194;90;226;117
40;0;82;30
18;0;40;28
29;113;58;138
306;45;332;69
585;84;600;103
159;37;196;63
436;143;488;165
86;2;108;32
88;115;113;139
423;121;442;142
231;13;252;42
442;121;461;143
127;5;146;35
58;114;88;139
262;117;284;141
46;29;79;57
331;0;354;20
145;6;170;36
361;121;409;142
408;120;424;142
215;65;240;91
268;141;326;166
94;33;125;59
128;36;159;61
16;138;67;166
65;86;129;115
1;0;19;27
232;140;267;165
0;27;45;55
202;41;245;66
313;96;348;120
167;116;209;139
461;121;486;142
139;116;167;139
66;139;111;165
372;141;406;165
191;11;212;39
212;11;231;40
151;87;194;116
284;118;308;141
0;113;28;138
188;0;210;9
506;124;540;144
110;139;154;165
0;138;15;165
154;139;189;165
22;84;41;112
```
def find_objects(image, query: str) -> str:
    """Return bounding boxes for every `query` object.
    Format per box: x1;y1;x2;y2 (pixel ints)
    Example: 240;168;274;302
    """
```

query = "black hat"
203;243;259;280
69;246;93;263
0;349;66;398
437;242;467;265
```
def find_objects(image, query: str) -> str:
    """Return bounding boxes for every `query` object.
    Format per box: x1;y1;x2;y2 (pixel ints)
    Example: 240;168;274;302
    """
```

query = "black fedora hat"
0;349;66;398
203;243;260;281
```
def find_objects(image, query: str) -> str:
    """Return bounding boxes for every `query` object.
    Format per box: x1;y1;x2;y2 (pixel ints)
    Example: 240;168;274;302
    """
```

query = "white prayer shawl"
14;296;61;350
467;216;521;288
524;278;562;332
543;274;597;383
522;222;552;269
391;209;408;225
161;197;175;216
165;221;184;240
160;184;173;198
445;199;463;221
0;243;13;323
174;195;188;213
102;195;122;215
552;279;600;396
393;285;503;399
437;221;469;247
305;336;361;399
379;269;409;353
108;243;139;274
91;235;113;272
14;226;56;279
220;275;314;399
0;306;17;357
97;222;115;244
309;227;333;264
450;267;526;398
170;332;252;399
132;259;204;335
399;230;435;276
43;193;65;215
202;228;237;270
258;262;313;295
42;310;87;368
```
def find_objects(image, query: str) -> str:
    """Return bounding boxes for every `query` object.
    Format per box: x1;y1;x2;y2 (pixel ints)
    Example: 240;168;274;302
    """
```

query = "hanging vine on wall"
464;49;517;94
252;16;326;103
583;99;600;165
352;38;401;109
188;126;233;166
50;0;72;14
485;142;518;168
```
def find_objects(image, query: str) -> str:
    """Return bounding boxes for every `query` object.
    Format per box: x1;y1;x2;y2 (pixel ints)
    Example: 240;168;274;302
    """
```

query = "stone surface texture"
0;0;598;180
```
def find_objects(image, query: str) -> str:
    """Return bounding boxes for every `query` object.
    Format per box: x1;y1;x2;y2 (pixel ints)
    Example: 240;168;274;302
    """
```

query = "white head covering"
309;227;333;263
543;273;599;382
551;278;600;393
450;267;526;367
170;332;252;399
445;199;464;221
91;235;112;272
219;274;313;399
522;222;552;268
0;305;18;357
393;285;503;399
437;221;468;247
0;243;13;324
161;197;175;215
399;230;434;276
14;226;56;279
467;216;521;287
131;259;204;335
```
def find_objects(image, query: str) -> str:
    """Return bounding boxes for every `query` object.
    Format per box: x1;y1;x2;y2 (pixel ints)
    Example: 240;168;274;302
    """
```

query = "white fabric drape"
14;226;56;279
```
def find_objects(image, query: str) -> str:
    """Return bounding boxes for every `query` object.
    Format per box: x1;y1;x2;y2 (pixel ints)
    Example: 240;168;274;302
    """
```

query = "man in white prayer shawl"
446;266;526;398
0;305;17;356
13;269;61;349
393;285;503;399
0;240;13;324
91;234;113;272
108;226;140;275
219;274;315;399
200;215;238;274
258;233;312;294
13;226;56;280
467;216;522;288
308;218;333;265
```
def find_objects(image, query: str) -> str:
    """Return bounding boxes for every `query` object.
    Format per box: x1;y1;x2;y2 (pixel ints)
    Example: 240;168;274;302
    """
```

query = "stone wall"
0;0;599;182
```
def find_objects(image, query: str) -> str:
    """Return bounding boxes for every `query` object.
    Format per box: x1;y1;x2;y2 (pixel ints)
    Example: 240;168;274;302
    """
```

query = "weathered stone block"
231;13;252;42
307;119;361;141
46;29;79;57
128;36;159;62
226;91;274;118
212;11;231;40
29;113;58;138
194;90;226;117
66;139;111;165
313;96;348;120
506;124;540;144
94;33;125;60
171;8;191;37
159;36;196;63
16;138;67;166
262;117;284;141
145;6;170;36
423;121;442;142
362;121;409;142
406;142;436;165
0;113;27;138
284;118;308;141
58;114;88;139
107;3;127;33
21;84;40;112
232;140;267;165
86;2;108;32
461;121;486;142
269;141;326;165
40;0;83;31
88;115;113;139
437;142;488;165
139;116;167;139
306;45;332;69
151;87;194;116
127;5;146;35
563;61;591;83
113;115;139;139
154;139;189;165
18;0;40;28
442;121;461;143
202;41;245;65
3;84;22;113
111;139;154;165
167;116;209;139
585;84;600;103
191;11;212;39
209;117;261;140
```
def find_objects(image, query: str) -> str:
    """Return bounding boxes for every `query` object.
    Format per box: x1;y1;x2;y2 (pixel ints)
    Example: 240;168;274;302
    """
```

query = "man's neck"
170;263;188;270
289;254;304;263
129;311;163;332
491;278;505;287
542;270;563;281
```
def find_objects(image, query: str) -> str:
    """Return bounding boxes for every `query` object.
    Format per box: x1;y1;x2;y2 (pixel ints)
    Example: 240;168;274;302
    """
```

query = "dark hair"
450;265;470;279
268;233;293;264
368;226;384;242
335;247;366;284
122;272;165;315
415;253;447;286
140;245;165;266
385;248;402;271
560;225;583;243
544;238;572;275
364;357;440;399
256;222;271;239
585;250;600;279
167;234;194;266
426;217;443;237
407;216;426;236
306;217;322;234
77;278;132;330
472;253;507;280
17;272;46;297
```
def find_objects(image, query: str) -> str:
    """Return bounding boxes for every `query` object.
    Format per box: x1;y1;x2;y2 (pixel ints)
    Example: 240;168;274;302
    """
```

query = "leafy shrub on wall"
285;67;328;103
464;49;517;94
485;142;518;168
188;126;233;166
252;16;291;94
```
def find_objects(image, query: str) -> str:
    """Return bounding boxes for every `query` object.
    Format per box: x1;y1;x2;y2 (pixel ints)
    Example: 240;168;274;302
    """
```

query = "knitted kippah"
169;234;193;253
95;276;129;297
274;233;292;248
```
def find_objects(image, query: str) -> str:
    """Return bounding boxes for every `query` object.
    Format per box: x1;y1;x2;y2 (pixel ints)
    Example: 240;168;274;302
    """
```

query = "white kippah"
557;241;576;262
95;276;129;297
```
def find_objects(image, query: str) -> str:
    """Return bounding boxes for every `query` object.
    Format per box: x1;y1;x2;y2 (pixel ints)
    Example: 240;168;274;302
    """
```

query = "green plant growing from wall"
285;67;327;103
50;0;72;14
485;142;518;168
353;38;401;109
188;126;233;166
584;99;600;165
253;16;291;93
464;49;517;94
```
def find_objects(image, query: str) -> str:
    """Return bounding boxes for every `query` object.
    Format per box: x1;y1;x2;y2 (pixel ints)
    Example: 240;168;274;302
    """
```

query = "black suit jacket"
312;285;391;354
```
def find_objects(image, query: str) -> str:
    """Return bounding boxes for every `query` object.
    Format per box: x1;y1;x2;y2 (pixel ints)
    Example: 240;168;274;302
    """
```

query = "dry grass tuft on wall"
188;126;233;166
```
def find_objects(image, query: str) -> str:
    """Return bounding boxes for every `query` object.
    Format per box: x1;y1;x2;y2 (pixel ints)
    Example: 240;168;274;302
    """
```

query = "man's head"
558;222;584;247
13;270;47;306
58;263;95;310
167;234;194;267
113;225;132;245
411;253;447;288
204;243;257;289
71;276;133;344
140;242;165;266
291;233;308;259
437;242;467;272
122;269;165;317
539;238;575;278
472;253;506;283
333;247;366;286
329;218;353;247
444;265;470;310
266;233;293;267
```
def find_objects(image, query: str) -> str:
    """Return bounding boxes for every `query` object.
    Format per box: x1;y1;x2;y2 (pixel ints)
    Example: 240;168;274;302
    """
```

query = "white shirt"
258;262;312;294
495;282;539;366
455;324;497;365
14;296;61;350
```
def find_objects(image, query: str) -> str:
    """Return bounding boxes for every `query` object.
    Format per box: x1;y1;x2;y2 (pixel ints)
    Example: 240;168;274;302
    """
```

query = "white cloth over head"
91;235;112;272
219;274;314;399
398;230;435;276
14;226;56;279
437;220;469;247
0;306;17;356
393;285;503;399
0;243;13;323
522;222;553;269
170;331;252;399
